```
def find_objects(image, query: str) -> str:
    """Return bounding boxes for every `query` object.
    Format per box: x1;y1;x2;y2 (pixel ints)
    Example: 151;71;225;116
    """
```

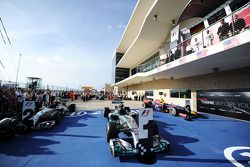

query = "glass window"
180;89;191;98
170;90;179;98
145;91;154;96
170;89;191;98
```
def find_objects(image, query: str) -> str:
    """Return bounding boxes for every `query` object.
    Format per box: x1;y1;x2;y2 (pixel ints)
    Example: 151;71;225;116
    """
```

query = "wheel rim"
110;145;115;157
171;108;176;115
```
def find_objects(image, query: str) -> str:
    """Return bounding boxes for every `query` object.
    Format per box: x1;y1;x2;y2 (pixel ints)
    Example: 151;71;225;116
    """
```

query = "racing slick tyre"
185;105;191;112
106;122;118;142
170;108;177;116
184;115;191;121
55;113;62;124
110;144;118;157
104;107;111;118
68;104;76;113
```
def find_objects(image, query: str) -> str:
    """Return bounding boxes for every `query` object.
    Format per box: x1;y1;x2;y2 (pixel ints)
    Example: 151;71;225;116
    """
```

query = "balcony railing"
134;3;250;75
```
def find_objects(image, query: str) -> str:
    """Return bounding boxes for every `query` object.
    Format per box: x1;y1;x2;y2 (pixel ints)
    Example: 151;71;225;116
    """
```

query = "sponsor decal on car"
139;108;153;139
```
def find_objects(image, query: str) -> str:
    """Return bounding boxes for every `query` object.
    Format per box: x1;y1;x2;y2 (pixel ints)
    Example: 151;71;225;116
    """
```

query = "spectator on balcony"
160;58;165;66
230;14;246;35
165;53;170;64
185;41;193;55
169;50;174;62
217;19;230;41
193;38;202;52
205;29;214;47
174;45;182;60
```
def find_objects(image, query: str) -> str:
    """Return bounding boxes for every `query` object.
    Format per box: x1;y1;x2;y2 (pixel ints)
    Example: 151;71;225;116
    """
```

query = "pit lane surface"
0;108;250;167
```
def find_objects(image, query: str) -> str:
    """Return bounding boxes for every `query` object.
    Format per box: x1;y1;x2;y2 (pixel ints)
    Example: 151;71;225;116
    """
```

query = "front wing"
110;138;170;156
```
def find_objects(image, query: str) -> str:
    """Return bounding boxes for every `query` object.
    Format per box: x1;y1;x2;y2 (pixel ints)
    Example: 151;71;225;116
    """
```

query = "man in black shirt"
230;14;246;34
174;46;182;60
217;19;230;41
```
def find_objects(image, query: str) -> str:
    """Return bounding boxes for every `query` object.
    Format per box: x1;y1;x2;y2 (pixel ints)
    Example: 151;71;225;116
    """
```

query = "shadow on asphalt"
0;110;100;157
0;137;60;156
118;120;198;164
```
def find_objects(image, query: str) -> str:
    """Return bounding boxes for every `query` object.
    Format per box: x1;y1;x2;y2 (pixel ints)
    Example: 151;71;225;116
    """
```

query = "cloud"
106;23;126;31
116;23;126;29
106;24;113;31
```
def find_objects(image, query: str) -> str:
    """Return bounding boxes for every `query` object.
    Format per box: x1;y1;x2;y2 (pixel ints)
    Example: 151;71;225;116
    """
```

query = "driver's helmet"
119;103;124;109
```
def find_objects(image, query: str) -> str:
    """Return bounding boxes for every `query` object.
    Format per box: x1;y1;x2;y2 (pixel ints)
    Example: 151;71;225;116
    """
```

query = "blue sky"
0;0;136;90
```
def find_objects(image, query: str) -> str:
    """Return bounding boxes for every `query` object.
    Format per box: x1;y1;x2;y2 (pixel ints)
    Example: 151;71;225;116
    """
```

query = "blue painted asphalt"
0;110;249;167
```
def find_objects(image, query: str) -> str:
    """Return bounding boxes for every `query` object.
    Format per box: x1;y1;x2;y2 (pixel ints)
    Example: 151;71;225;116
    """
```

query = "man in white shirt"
15;88;23;113
193;38;202;52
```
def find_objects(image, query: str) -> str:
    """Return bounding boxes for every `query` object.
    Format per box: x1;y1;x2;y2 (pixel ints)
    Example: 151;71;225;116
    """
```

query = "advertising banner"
171;25;180;42
197;89;250;121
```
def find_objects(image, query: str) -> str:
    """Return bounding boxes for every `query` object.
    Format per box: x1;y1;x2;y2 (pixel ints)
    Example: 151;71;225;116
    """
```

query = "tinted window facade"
170;89;191;98
145;90;154;96
115;67;129;83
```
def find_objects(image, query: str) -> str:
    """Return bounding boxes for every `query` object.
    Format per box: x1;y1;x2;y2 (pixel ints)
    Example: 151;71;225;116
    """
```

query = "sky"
0;0;136;90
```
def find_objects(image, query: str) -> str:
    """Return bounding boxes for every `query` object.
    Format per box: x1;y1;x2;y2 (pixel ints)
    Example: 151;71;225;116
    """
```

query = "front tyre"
104;107;111;118
106;122;118;142
110;144;118;157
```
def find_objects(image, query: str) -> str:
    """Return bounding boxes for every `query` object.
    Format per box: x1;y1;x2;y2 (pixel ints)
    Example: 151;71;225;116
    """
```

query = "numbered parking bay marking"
66;111;87;117
224;146;250;167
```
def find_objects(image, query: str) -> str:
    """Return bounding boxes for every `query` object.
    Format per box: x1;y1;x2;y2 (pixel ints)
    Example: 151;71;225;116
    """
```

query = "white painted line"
66;111;87;117
224;146;250;167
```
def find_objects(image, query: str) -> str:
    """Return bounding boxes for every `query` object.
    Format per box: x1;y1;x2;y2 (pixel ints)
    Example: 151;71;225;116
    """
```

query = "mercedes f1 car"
22;101;66;130
104;104;170;157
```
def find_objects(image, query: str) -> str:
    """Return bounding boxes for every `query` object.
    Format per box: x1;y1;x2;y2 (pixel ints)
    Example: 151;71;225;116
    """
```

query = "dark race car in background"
167;104;199;120
143;98;199;120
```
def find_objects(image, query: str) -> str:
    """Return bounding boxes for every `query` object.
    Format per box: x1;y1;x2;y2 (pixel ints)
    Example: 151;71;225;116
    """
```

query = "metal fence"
0;80;80;91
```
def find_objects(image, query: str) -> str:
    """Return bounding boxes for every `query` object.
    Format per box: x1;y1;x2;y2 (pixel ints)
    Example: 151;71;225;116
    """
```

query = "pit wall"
125;67;250;111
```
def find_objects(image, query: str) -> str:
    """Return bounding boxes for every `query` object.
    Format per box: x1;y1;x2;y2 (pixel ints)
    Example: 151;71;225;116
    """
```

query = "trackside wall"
125;67;250;111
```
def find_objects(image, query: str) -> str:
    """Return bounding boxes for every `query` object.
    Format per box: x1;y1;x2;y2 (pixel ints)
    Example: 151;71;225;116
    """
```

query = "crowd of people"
0;87;79;116
159;13;247;67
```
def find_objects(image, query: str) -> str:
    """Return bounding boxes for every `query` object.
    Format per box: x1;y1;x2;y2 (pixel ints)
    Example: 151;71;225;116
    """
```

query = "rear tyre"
184;114;191;121
55;113;62;124
104;107;111;118
185;105;191;112
106;122;118;142
68;104;76;113
170;108;177;116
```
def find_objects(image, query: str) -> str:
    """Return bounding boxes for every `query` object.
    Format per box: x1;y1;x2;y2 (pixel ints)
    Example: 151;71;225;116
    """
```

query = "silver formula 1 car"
104;105;170;157
22;101;63;130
